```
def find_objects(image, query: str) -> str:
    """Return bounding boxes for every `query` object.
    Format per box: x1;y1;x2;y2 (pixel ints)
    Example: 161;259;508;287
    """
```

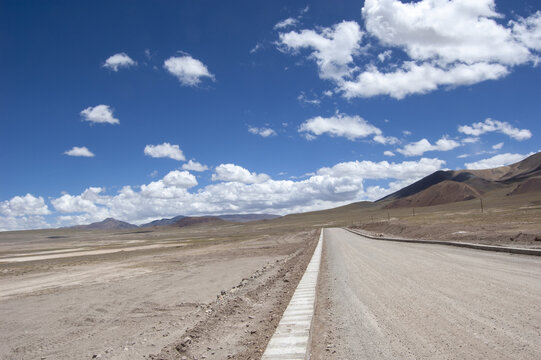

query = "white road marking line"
261;229;323;360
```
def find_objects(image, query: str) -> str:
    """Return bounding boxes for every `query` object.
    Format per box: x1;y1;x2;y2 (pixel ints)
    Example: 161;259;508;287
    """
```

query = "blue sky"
1;0;540;230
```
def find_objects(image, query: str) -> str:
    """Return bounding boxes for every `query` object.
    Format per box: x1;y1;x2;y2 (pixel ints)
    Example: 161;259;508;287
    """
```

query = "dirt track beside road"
0;229;317;360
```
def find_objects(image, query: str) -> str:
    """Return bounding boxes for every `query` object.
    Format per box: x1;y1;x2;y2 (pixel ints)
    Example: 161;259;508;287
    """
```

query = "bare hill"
508;177;541;196
140;215;186;228
385;180;481;208
217;214;280;222
71;218;138;230
380;151;541;206
171;216;227;228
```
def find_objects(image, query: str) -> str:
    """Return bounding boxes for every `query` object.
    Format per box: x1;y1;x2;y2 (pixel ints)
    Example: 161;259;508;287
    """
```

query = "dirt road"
311;228;541;359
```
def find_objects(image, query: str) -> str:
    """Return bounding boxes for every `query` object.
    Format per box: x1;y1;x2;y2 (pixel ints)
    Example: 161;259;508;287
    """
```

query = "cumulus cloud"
1;194;50;217
182;160;209;172
341;61;509;99
162;170;198;188
103;53;137;71
144;143;185;161
248;126;277;138
511;11;541;51
397;136;460;156
80;105;119;125
274;17;298;30
64;146;95;157
11;157;446;229
362;0;532;66
278;21;363;81
458;118;532;141
384;150;395;157
464;152;530;169
0;215;50;232
298;112;396;144
212;164;270;184
52;187;106;213
163;55;215;86
277;0;541;98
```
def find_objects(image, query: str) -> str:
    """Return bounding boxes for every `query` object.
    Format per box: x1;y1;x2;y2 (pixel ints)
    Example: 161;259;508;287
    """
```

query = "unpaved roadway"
311;228;541;359
0;230;317;360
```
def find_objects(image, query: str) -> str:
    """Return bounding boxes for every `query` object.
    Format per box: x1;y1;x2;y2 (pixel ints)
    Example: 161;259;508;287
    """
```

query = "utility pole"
387;211;390;221
480;197;484;213
412;208;415;216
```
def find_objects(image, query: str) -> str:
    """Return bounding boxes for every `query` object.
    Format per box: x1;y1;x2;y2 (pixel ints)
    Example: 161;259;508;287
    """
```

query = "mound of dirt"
508;177;541;196
386;180;481;208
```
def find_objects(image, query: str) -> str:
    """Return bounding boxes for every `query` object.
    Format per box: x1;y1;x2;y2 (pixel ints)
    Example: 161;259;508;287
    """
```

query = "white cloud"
250;42;263;54
278;1;541;99
81;105;119;125
384;150;395;157
248;126;277;137
362;0;532;66
64;146;95;157
182;160;209;172
378;50;392;62
1;194;50;217
373;135;399;145
464;152;530;170
492;142;504;150
462;137;480;144
144;143;185;161
52;187;105;213
340;61;509;99
162;170;198;188
103;53;137;71
278;21;363;81
511;11;541;51
212;164;270;184
163;55;215;86
15;157;445;229
397;136;460;156
299;112;387;142
402;130;412;136
0;215;50;232
458;118;532;141
297;92;321;105
274;17;298;30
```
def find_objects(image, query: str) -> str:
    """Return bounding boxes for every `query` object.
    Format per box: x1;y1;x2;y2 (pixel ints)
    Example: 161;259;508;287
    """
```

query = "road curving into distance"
311;228;541;359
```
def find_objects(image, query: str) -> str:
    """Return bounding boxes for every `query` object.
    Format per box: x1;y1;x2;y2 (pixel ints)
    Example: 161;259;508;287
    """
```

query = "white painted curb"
261;229;323;360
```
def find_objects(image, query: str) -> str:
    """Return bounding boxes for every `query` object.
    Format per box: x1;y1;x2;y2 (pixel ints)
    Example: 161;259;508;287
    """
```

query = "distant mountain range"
380;151;541;208
71;213;280;230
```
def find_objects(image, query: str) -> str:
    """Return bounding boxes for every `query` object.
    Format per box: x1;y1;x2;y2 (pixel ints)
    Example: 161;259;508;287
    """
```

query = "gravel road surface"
311;228;541;359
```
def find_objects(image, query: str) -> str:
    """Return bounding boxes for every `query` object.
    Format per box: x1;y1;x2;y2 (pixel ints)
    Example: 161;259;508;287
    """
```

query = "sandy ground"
311;228;541;359
0;229;317;360
355;219;541;248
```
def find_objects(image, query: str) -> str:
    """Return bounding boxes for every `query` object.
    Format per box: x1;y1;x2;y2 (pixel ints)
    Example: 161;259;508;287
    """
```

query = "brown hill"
170;216;226;228
385;180;482;208
507;177;541;196
379;152;541;204
71;218;138;230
